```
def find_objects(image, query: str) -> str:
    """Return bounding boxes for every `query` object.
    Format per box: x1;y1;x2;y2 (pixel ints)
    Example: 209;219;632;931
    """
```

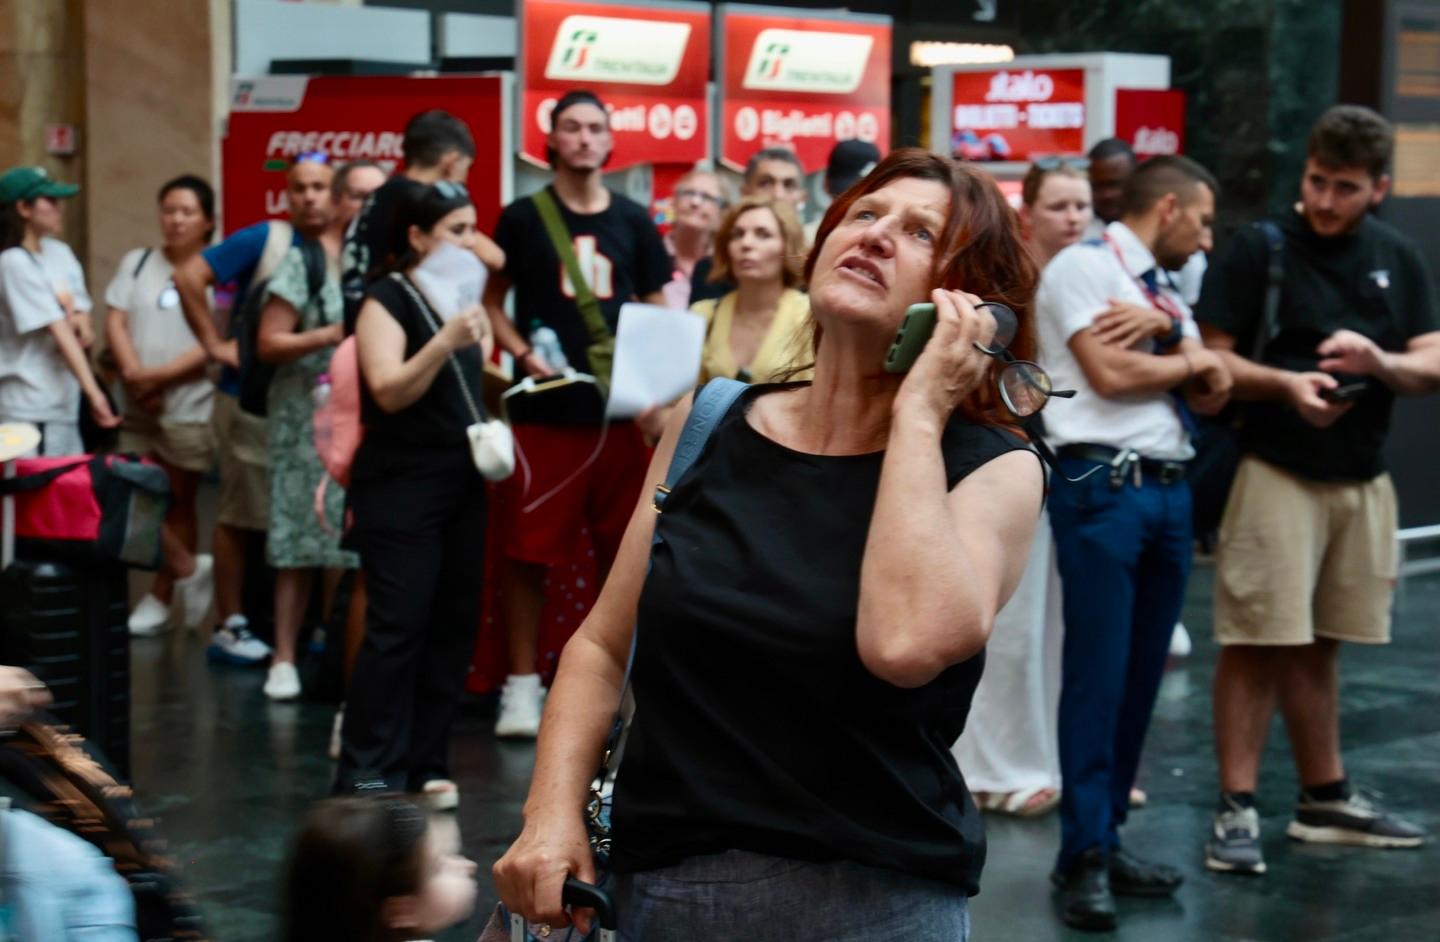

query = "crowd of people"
0;93;1436;940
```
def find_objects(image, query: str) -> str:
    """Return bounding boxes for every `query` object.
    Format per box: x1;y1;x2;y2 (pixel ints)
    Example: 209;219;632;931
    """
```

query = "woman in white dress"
952;161;1091;817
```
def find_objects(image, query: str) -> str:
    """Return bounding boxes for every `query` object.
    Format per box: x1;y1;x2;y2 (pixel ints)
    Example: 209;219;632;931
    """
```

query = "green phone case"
884;303;937;373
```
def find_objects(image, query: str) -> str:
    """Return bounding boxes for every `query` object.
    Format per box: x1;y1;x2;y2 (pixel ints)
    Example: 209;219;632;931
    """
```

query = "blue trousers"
1048;460;1192;870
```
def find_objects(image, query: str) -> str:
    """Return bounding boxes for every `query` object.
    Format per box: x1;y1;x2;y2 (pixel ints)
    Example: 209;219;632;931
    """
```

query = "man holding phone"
1196;105;1439;876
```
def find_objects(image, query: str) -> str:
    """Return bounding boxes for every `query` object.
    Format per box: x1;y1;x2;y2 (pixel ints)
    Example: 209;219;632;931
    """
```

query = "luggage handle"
506;877;617;941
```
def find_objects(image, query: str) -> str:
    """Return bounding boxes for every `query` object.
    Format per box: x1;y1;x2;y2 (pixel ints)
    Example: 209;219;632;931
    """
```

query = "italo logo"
741;28;873;95
543;15;690;86
984;70;1056;103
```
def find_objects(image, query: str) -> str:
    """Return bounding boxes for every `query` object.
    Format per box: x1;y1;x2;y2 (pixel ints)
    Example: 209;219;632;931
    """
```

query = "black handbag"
1189;221;1284;546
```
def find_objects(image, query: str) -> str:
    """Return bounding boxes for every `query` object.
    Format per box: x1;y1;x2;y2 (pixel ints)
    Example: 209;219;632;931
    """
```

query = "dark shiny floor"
129;564;1440;941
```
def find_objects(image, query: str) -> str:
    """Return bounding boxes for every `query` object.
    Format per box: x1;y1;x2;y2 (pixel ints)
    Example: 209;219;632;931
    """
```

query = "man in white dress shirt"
1036;155;1231;931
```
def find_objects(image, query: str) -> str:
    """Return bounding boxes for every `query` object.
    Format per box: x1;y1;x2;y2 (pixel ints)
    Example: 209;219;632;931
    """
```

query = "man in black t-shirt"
1196;106;1439;876
341;110;503;331
482;90;672;739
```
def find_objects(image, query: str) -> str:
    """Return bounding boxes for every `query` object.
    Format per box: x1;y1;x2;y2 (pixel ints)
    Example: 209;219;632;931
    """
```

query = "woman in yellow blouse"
691;196;810;384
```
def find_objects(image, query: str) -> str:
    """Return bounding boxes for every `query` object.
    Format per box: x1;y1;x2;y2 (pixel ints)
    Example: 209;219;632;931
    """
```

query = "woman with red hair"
495;149;1048;939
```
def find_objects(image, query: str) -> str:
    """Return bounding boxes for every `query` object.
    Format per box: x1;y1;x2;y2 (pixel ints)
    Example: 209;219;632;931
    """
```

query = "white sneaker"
1169;622;1193;658
329;705;344;761
495;674;545;739
263;661;302;700
206;616;272;666
173;553;214;630
127;593;172;636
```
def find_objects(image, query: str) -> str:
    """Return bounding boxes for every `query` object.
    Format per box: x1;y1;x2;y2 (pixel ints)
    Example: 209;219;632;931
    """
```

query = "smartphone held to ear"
884;303;937;373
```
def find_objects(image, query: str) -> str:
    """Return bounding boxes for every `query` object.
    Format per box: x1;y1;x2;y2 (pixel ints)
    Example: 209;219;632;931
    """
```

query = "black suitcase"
0;558;131;778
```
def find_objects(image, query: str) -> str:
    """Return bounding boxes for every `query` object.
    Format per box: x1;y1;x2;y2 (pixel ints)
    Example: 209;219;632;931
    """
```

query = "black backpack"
235;237;327;417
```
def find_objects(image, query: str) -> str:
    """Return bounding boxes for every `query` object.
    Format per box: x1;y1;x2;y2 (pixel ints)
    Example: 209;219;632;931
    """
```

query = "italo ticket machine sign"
929;53;1180;168
221;74;513;236
717;4;891;174
518;0;711;172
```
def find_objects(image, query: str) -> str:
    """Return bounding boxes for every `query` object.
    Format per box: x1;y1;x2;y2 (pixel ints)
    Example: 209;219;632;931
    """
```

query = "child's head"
283;795;477;942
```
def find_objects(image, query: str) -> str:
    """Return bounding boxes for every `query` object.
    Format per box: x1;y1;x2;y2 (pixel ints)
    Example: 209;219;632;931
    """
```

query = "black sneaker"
1109;848;1182;896
1051;847;1117;932
1286;787;1427;848
1206;798;1266;875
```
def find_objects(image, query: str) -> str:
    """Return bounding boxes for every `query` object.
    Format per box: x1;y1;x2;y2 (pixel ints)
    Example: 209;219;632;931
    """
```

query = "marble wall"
0;0;89;263
1017;0;1344;233
82;0;216;296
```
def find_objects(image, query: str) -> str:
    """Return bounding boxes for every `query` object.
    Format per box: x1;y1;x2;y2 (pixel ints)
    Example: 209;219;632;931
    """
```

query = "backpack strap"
298;239;328;307
531;188;612;352
651;377;748;520
132;248;153;279
1251;221;1285;362
255;220;294;285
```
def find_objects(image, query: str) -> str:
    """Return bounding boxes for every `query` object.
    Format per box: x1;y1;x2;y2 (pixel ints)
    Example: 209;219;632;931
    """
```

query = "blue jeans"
610;850;971;941
1049;460;1192;870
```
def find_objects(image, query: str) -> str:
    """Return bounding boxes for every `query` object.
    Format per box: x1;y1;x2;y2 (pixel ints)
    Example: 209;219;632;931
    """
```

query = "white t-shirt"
34;237;92;313
0;246;78;423
1034;221;1198;461
105;248;214;423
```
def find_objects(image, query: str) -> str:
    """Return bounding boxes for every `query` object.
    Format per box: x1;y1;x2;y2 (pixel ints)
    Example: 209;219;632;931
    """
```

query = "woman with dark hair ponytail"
338;181;494;807
105;174;221;636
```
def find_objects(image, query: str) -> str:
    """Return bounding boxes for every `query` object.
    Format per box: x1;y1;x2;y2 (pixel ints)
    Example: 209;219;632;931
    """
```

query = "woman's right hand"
492;812;597;934
439;304;489;353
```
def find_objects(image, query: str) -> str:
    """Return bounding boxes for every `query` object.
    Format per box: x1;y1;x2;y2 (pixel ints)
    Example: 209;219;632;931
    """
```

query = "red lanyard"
1102;233;1185;322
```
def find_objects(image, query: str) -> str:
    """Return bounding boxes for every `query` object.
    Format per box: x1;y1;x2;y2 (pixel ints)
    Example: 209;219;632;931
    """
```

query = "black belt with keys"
1058;443;1188;488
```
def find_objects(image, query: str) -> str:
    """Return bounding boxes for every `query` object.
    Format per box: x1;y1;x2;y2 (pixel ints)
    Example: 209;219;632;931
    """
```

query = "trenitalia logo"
741;29;873;94
543;15;690;86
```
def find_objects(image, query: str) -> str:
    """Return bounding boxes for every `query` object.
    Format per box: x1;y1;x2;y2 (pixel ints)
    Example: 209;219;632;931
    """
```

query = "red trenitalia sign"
949;68;1086;162
519;0;710;172
1115;88;1186;157
221;75;510;236
718;7;891;174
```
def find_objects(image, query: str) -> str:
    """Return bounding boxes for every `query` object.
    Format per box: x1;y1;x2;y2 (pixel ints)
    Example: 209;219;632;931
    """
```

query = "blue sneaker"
206;617;272;666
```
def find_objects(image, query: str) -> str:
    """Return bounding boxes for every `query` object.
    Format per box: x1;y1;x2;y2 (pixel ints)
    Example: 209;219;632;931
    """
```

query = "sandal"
1130;787;1148;809
974;786;1061;818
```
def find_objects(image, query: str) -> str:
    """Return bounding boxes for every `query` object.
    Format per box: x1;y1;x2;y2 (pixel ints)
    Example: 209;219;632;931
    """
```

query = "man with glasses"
482;89;673;739
172;154;335;666
689;147;807;305
1197;105;1435;877
1035;155;1232;931
662;169;725;310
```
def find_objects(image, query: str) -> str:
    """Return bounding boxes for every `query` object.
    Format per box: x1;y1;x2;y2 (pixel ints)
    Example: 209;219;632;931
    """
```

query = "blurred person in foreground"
495;148;1044;940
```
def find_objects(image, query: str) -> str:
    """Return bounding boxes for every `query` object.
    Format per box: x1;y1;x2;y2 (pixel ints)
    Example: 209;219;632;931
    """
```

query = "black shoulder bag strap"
1251;220;1285;362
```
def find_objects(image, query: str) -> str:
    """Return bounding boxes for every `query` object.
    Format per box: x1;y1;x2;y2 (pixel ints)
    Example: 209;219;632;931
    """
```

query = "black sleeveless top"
609;384;1032;895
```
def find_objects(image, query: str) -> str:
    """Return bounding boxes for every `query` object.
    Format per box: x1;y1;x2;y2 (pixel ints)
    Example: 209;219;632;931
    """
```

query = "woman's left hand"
894;288;997;427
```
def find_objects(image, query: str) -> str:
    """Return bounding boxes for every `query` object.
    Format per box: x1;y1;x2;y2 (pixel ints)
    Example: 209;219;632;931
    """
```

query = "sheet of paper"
411;240;487;321
605;303;706;420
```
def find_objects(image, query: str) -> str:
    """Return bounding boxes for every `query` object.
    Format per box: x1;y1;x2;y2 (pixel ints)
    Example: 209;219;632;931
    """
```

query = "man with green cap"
0;166;118;455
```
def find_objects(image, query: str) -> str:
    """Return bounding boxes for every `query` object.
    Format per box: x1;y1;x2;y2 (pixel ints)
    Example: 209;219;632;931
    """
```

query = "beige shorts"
118;412;216;473
211;391;270;531
1214;456;1397;646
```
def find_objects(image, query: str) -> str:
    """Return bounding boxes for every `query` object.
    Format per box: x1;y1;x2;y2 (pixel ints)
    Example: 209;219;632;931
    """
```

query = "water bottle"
312;373;332;409
528;325;570;372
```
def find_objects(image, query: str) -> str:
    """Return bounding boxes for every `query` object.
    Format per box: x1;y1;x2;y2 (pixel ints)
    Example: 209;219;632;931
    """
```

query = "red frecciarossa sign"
718;7;891;174
519;0;710;171
221;74;509;236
